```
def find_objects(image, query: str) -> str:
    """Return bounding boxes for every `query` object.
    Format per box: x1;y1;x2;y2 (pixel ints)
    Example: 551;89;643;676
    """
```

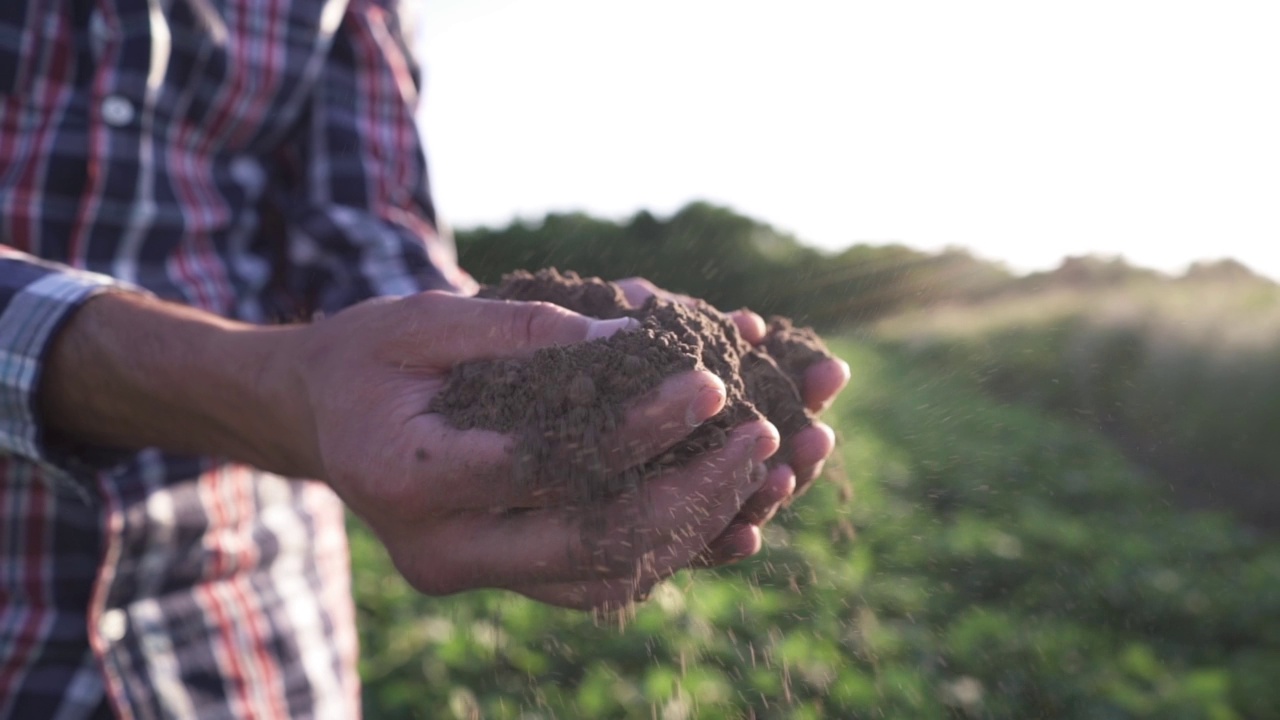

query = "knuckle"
631;277;658;294
361;475;421;516
417;288;453;303
508;301;563;344
403;289;449;315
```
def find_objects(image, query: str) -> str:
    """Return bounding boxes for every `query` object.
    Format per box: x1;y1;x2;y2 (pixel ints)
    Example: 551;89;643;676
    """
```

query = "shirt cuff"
0;261;134;490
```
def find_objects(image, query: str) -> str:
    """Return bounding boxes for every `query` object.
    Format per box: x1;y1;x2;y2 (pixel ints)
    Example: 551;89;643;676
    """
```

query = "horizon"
410;0;1280;282
445;198;1278;284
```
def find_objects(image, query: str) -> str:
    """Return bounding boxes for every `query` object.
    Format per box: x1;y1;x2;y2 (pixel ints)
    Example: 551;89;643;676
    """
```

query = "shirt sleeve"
0;247;137;485
273;0;475;317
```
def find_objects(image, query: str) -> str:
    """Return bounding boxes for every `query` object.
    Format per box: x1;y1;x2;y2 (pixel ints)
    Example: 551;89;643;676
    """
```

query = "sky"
409;0;1280;279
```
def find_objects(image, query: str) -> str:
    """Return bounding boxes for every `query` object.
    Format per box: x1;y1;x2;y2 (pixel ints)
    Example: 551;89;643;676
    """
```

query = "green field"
352;336;1280;719
350;204;1280;718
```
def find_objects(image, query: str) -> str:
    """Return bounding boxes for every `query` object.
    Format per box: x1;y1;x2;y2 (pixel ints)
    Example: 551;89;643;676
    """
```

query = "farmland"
352;205;1280;719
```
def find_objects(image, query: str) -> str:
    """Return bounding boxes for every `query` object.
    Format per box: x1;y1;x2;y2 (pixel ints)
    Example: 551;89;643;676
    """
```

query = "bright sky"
411;0;1280;279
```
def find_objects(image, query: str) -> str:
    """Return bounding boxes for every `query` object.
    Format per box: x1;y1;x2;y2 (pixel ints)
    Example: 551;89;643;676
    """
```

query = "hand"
41;289;775;611
275;291;780;610
613;278;850;566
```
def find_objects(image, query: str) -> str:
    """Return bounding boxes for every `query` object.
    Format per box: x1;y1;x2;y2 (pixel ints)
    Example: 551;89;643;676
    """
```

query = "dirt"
762;316;832;387
430;269;835;504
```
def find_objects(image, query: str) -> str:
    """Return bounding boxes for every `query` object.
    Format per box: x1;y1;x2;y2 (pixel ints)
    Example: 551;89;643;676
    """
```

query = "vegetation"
876;264;1280;527
349;203;1280;717
455;203;1011;329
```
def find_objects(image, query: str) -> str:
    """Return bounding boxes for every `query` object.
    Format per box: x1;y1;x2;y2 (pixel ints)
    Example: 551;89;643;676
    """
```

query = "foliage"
353;338;1280;719
454;203;1012;328
875;276;1280;527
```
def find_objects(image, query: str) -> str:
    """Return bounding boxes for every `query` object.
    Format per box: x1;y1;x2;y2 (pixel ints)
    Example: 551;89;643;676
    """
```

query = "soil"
430;269;835;503
762;316;832;387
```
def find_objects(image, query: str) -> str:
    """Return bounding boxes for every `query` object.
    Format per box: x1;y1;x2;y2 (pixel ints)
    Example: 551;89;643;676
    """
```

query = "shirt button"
101;95;135;127
99;608;128;642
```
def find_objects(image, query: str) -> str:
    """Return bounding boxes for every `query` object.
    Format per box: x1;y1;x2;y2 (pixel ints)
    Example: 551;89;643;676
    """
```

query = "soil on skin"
430;269;834;503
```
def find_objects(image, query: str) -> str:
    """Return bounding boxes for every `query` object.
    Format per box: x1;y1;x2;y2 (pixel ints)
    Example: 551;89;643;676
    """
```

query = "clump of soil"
762;316;833;386
430;269;834;503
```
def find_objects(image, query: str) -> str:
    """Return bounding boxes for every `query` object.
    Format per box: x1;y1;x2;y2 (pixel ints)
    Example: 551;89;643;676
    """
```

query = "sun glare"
414;0;1280;280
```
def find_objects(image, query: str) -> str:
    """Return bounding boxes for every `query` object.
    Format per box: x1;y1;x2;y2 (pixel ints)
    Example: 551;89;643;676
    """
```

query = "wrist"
41;293;321;477
211;321;322;478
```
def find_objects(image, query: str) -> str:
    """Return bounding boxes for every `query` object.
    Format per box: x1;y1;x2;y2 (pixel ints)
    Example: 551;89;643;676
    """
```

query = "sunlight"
413;0;1280;279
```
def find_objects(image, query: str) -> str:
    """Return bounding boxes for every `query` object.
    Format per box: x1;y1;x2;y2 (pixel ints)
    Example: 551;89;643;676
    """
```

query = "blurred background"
352;2;1280;717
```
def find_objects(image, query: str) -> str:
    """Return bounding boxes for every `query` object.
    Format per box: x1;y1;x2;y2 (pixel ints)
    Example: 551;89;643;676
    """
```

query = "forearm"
40;292;317;478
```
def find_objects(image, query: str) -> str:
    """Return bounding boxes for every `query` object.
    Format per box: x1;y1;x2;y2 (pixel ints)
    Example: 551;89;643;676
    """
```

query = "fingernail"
820;365;850;412
726;524;762;561
686;384;724;428
818;421;836;439
585;317;640;341
837;359;851;382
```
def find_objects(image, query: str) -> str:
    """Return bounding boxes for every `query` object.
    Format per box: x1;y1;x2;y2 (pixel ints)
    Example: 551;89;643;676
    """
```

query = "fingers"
391;422;778;595
729;309;767;345
692;464;794;569
693;522;763;569
737;464;797;525
403;291;637;367
615;277;767;345
511;464;785;608
506;421;776;585
412;370;728;512
614;277;702;310
787;422;835;494
588;370;726;476
509;445;810;608
526;517;770;611
802;357;851;413
613;277;849;414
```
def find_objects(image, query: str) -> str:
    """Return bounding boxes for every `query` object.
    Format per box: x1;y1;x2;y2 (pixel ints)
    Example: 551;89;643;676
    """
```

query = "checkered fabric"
0;0;466;716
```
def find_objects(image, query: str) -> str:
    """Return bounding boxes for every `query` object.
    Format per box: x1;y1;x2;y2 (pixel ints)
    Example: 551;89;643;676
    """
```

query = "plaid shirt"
0;0;469;717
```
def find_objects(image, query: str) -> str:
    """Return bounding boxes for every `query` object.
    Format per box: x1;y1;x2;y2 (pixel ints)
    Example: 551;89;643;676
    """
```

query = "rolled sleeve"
0;252;132;475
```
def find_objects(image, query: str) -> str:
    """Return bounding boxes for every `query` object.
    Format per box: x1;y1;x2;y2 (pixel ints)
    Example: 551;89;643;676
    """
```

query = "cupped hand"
612;277;851;567
273;291;778;610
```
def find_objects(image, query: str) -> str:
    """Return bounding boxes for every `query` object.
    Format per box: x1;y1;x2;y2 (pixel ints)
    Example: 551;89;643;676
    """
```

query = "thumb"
409;291;638;366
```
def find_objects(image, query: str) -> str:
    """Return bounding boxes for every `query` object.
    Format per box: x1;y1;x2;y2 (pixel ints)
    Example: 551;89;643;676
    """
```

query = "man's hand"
42;291;778;610
613;278;851;566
